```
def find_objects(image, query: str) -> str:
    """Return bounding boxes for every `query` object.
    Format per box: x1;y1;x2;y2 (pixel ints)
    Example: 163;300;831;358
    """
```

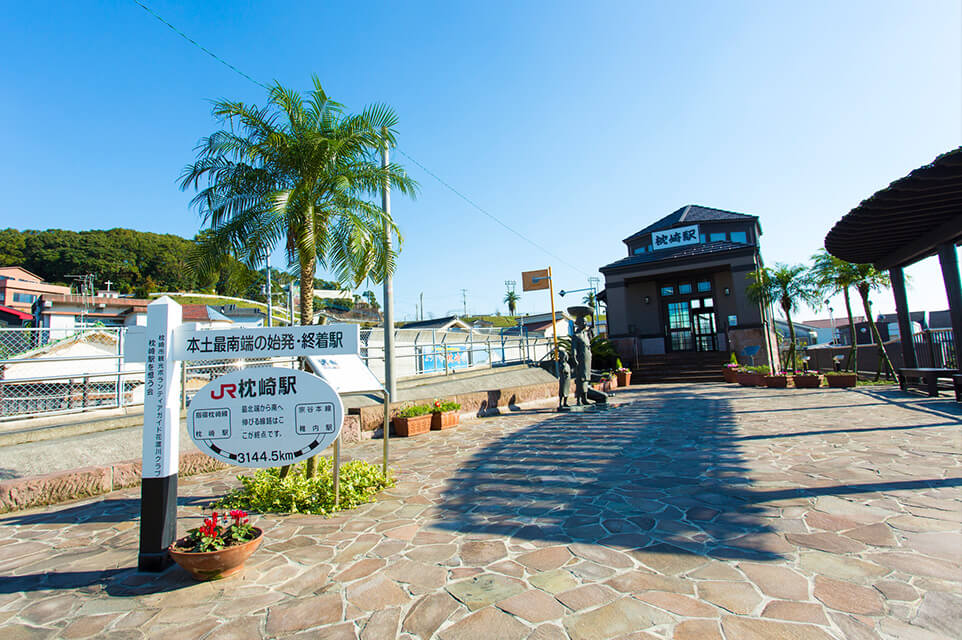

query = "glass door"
666;301;693;352
692;310;716;351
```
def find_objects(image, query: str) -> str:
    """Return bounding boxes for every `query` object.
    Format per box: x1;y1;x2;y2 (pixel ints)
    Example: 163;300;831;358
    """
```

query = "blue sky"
2;1;960;321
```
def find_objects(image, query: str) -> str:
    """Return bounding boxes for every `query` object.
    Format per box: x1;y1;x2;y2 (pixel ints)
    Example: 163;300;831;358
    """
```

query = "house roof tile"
623;205;758;244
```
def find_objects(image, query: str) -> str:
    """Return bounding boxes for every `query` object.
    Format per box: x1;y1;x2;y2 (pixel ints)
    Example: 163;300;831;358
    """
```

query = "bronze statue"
557;347;571;409
567;305;606;405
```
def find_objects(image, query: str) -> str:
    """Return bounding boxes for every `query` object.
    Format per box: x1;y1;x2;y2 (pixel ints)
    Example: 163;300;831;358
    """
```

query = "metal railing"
0;325;555;420
911;328;956;369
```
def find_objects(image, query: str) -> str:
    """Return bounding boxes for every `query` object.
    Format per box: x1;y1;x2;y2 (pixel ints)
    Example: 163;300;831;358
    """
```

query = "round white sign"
188;367;343;468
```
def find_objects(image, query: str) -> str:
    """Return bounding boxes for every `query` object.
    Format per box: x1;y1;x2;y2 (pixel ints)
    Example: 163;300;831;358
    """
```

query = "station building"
600;205;778;368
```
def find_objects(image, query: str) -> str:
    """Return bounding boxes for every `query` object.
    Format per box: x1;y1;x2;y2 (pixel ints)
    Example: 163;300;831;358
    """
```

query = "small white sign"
304;354;384;394
652;224;699;251
188;367;343;468
142;298;182;479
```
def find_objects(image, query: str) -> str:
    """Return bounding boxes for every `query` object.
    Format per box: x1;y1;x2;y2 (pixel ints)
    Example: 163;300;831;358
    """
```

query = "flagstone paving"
0;383;960;639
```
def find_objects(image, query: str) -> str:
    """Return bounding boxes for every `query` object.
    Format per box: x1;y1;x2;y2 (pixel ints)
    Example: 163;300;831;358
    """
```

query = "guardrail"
911;328;956;369
0;325;554;420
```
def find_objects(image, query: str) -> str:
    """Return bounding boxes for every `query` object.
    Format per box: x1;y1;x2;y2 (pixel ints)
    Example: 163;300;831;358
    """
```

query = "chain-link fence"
0;325;555;420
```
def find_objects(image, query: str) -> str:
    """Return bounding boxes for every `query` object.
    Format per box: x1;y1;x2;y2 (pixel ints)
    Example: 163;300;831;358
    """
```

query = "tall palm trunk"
782;297;797;371
857;284;895;381
281;234;319;479
842;287;857;372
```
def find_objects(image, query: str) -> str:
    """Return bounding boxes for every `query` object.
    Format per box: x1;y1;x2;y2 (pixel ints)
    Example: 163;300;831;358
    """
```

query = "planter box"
722;367;738;383
793;375;822;389
736;372;765;387
393;414;432;437
615;371;631;387
763;375;789;388
827;374;857;388
431;411;459;430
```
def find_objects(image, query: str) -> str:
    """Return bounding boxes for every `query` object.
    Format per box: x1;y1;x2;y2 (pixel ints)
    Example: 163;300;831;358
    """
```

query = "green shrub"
432;400;461;413
729;352;739;365
742;365;771;374
397;404;432;418
213;458;394;516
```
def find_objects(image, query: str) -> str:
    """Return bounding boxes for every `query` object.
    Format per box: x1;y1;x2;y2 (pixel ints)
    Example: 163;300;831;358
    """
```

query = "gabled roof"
801;317;866;329
0;304;33;320
623;205;759;244
0;266;45;282
600;241;754;273
400;315;471;330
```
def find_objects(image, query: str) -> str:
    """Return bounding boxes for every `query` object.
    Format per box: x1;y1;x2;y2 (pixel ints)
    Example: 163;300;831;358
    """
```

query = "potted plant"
393;404;433;436
736;365;769;387
793;370;822;388
826;371;858;388
764;371;790;388
723;353;739;383
594;372;614;392
614;366;631;387
431;399;461;430
169;510;262;581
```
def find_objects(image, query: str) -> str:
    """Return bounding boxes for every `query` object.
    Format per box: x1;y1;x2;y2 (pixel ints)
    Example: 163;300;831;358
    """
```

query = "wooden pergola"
825;147;962;371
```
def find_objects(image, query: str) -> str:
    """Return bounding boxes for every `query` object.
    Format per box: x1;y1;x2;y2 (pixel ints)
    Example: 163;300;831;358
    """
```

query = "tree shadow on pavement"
436;391;785;561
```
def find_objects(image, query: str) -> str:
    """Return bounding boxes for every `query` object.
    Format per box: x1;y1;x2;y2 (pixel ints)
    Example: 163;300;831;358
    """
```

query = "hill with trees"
0;227;342;302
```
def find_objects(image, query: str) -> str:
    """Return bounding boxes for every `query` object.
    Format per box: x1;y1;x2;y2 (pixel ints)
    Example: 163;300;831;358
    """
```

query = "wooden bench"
898;368;959;397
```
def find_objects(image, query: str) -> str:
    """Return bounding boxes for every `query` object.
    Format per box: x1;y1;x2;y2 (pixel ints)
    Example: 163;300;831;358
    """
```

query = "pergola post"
937;243;962;369
889;266;917;368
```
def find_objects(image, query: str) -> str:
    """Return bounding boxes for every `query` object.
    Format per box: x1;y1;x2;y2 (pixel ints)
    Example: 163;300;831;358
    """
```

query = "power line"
130;0;592;278
132;1;269;90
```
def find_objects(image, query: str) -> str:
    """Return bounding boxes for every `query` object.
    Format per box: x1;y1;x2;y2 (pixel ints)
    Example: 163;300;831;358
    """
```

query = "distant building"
773;319;820;348
399;316;472;331
33;294;150;339
876;312;926;341
600;204;778;366
800;316;867;345
0;267;70;313
928;310;952;330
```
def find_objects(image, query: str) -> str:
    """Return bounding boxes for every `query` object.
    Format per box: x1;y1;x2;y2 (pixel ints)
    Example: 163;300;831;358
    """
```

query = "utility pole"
419;292;424;321
461;289;468;317
588;276;601;330
264;261;272;328
381;129;397;399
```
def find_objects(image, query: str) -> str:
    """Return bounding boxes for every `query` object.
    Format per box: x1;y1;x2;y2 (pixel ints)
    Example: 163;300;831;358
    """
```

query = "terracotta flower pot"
827;374;857;388
793;375;822;388
763;375;789;388
393;414;432;436
722;368;737;383
616;371;631;386
431;411;459;430
169;528;263;581
736;372;764;387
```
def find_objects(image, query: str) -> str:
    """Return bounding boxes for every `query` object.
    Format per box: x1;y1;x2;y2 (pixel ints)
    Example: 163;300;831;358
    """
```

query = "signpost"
188;368;343;468
522;267;561;363
131;296;379;572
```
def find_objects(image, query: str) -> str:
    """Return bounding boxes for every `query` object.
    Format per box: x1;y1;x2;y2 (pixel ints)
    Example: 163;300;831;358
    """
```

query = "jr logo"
211;384;237;400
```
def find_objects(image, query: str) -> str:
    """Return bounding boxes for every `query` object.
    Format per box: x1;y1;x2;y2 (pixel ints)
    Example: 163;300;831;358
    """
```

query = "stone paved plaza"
1;383;960;639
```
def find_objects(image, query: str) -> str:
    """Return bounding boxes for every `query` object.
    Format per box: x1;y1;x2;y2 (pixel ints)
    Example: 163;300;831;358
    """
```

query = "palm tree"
811;250;860;371
182;76;417;477
746;264;819;371
504;290;519;315
583;291;596;307
181;75;417;328
852;264;896;380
